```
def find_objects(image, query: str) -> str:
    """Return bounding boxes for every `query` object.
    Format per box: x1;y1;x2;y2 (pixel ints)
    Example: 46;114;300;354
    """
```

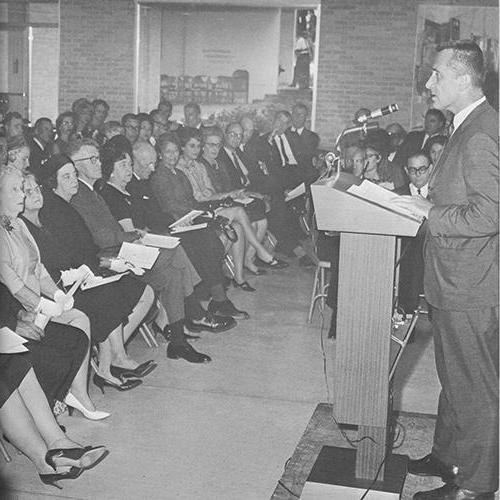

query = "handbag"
192;211;238;243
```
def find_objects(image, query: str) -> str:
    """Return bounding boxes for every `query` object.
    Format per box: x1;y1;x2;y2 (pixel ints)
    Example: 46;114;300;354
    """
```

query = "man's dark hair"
275;110;292;122
292;102;309;114
121;113;138;126
92;99;110;111
137;112;153;128
425;108;446;125
34;117;52;131
158;100;173;113
437;40;485;88
3;111;23;126
184;102;201;114
426;134;448;150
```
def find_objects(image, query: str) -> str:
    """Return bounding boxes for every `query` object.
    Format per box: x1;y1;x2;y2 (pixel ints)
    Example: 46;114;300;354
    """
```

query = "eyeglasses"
74;155;100;164
407;165;430;176
227;132;242;138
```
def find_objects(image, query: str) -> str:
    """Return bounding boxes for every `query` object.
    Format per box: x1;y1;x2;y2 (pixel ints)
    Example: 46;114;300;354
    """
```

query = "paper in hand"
118;242;159;269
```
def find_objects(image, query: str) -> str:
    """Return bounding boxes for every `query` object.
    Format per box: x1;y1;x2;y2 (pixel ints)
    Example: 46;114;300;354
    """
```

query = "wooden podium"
310;173;422;483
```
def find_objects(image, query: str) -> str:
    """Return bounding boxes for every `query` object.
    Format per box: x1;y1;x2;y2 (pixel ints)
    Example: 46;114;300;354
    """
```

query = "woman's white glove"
109;258;145;276
53;289;74;311
37;297;64;317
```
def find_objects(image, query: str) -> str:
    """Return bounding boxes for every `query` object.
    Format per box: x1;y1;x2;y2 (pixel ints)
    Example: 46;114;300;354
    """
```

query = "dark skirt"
236;198;266;223
26;322;88;409
0;353;32;408
73;275;146;344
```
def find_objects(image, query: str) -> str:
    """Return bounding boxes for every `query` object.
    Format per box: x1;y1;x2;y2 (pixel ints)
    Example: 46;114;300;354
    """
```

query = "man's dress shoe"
413;483;495;500
408;453;458;482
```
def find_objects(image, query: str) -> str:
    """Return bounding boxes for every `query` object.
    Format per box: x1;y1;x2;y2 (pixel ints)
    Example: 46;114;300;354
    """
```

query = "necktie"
232;152;247;186
417;188;421;195
278;136;290;166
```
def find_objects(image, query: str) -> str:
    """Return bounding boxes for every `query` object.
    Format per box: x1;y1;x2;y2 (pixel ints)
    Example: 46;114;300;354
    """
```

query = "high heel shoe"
255;257;289;269
64;393;110;420
45;446;108;472
39;466;83;489
110;360;157;379
92;373;142;394
231;279;256;292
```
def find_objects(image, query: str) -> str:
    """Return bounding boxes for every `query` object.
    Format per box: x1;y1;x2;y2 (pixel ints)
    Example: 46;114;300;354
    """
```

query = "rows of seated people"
0;98;325;488
324;108;450;338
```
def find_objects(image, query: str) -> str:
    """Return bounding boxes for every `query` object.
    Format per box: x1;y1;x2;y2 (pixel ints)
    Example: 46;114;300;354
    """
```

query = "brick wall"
315;0;498;148
59;0;135;119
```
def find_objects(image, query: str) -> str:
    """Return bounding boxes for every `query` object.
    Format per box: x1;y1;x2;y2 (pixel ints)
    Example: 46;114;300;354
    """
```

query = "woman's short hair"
177;126;202;148
157;132;180;153
202;126;223;144
0;164;23;188
100;136;131;180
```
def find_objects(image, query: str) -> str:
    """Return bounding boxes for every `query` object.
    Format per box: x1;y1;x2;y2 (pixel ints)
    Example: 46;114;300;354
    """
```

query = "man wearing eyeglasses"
396;152;432;315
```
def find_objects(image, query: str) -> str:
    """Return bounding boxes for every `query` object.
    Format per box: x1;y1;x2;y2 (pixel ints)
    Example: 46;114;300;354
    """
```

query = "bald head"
132;141;157;180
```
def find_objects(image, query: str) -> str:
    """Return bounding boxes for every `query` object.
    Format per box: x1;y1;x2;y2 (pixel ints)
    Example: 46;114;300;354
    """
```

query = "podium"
310;173;421;485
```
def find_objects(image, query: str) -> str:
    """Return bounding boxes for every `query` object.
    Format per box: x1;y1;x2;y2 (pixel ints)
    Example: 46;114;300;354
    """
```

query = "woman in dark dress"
24;160;156;391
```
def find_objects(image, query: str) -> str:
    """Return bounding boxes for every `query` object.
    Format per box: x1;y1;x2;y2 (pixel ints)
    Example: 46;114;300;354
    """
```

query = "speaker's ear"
7;150;16;164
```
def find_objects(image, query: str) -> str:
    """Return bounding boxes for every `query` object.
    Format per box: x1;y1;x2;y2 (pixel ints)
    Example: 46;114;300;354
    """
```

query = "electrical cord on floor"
318;308;377;448
276;457;300;498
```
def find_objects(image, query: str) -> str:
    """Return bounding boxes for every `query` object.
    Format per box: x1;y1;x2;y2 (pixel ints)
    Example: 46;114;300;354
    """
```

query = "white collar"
33;137;45;151
291;127;304;135
78;178;95;191
452;96;486;134
409;183;428;197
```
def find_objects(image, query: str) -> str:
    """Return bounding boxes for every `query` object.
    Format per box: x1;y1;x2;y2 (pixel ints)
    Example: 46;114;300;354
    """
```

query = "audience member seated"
392;108;446;169
396;151;433;314
136;113;154;145
102;121;124;143
261;110;318;190
198;126;285;277
386;123;407;162
0;347;108;488
89;99;109;143
157;100;179;132
71;98;93;138
0;165;108;420
149;109;169;146
0;136;7;166
426;134;448;166
28;118;54;178
343;145;365;176
362;130;406;190
53;112;77;155
7;136;30;174
3;112;24;142
121;114;140;146
176;128;287;288
181;102;204;131
67;138;234;364
22;167;156;391
286;103;320;170
0;282;87;413
130;140;248;319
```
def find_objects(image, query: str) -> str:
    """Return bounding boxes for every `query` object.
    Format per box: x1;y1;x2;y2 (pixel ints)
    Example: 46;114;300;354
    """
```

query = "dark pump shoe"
167;343;211;363
413;483;495;500
185;314;236;333
110;360;157;379
207;299;250;320
408;453;458;482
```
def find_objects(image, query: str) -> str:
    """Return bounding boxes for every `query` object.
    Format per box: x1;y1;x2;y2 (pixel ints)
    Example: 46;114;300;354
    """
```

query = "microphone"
355;104;399;123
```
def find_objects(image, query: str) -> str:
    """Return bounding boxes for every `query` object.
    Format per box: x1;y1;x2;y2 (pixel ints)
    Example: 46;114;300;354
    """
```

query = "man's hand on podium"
393;195;433;219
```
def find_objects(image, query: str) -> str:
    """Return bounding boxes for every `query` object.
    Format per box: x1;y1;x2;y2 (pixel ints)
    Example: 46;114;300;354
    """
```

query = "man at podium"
396;41;498;500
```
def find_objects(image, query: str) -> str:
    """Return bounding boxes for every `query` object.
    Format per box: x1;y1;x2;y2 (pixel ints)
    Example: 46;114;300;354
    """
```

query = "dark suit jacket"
28;137;51;179
424;101;498;310
215;147;247;190
285;127;319;168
